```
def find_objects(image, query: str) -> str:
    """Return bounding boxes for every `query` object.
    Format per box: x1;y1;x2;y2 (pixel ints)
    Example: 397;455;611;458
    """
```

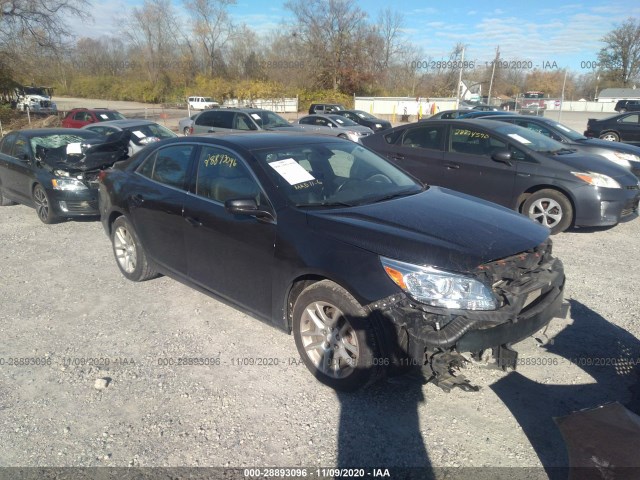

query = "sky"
77;0;640;74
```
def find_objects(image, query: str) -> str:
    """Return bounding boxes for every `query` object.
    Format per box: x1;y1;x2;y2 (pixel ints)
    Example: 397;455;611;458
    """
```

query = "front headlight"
380;257;497;310
51;178;88;191
601;151;637;168
572;171;621;189
375;123;382;128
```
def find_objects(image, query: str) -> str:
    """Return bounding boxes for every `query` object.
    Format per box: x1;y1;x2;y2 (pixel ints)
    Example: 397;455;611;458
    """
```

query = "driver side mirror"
225;198;274;221
491;149;513;166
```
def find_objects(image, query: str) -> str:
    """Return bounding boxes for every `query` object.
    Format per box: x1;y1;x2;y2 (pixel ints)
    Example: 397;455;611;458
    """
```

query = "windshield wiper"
540;148;576;155
295;201;354;208
363;188;422;204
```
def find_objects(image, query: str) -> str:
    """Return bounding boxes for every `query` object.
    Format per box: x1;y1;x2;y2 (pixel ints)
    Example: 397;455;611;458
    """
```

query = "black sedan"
0;128;129;223
362;120;640;234
488;115;640;178
99;133;565;391
333;110;392;132
584;113;640;144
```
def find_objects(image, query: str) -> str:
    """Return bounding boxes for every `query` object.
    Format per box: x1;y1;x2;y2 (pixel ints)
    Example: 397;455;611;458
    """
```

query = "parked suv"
308;103;346;114
190;108;304;134
62;108;126;128
614;100;640;113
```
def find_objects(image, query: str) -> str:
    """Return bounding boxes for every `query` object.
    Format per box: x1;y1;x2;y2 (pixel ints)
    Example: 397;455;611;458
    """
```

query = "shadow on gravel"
334;313;435;478
491;299;640;479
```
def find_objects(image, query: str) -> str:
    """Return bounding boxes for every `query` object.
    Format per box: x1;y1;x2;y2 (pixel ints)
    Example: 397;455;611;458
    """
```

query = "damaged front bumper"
369;240;566;372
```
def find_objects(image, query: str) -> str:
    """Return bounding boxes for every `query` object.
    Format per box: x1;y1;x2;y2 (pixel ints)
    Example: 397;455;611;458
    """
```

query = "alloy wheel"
528;198;562;229
33;186;49;222
113;225;137;274
298;301;359;379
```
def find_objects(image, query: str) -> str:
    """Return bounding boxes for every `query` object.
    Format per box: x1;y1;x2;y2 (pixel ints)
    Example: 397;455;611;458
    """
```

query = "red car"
61;108;126;128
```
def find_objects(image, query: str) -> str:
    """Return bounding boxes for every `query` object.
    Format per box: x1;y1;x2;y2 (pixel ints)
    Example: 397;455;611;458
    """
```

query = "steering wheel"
365;174;393;184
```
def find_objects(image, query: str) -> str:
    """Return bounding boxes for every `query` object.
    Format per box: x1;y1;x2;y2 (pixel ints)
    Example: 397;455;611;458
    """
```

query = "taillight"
189;126;194;134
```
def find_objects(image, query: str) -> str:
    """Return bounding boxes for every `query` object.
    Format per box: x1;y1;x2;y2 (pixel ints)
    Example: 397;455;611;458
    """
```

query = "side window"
233;114;255;130
12;136;29;158
195;111;215;127
73;111;85;121
314;117;329;127
450;127;506;156
401;125;445;150
212;111;234;129
195;147;263;204
620;114;639;123
509;145;532;162
138;145;194;189
0;133;16;155
299;117;313;125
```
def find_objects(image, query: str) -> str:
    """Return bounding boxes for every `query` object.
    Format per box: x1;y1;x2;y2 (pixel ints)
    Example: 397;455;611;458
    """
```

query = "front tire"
33;184;59;224
111;216;158;282
522;189;573;234
292;280;383;391
599;131;619;142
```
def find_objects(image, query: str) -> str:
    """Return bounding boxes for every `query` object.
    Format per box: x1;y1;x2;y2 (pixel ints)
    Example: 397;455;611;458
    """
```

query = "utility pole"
456;46;465;109
487;46;499;105
559;68;568;122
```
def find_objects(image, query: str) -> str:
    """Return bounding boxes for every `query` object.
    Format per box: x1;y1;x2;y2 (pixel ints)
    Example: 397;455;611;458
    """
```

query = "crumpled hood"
305;187;550;272
40;131;131;173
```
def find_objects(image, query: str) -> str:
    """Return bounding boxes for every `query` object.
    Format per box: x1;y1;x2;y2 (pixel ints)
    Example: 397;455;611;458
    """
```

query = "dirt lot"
0;108;639;479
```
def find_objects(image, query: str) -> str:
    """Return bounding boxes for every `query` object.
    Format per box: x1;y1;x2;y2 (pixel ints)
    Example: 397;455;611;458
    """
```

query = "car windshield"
492;123;569;153
250;111;291;128
124;124;177;145
29;132;104;154
354;110;376;119
549;121;587;141
253;141;424;207
96;111;125;121
330;116;359;127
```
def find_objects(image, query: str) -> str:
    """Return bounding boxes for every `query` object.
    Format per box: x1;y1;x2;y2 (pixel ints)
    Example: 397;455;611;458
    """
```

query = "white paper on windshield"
508;133;532;144
269;158;315;185
66;143;82;154
251;113;261;120
100;114;109;119
132;130;146;139
556;124;571;132
335;118;344;124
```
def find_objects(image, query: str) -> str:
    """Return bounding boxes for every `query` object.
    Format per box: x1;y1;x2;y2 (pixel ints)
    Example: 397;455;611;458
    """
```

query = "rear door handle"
390;154;405;161
184;216;203;227
517;173;531;177
444;163;460;169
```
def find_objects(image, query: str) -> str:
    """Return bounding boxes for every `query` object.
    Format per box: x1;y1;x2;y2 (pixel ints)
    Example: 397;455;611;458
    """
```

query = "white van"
187;96;220;110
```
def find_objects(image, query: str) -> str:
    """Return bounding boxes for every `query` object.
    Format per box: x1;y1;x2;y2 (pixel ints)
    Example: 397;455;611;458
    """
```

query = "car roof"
84;119;160;128
197;108;267;114
174;131;351;150
69;108;120;113
15;128;102;138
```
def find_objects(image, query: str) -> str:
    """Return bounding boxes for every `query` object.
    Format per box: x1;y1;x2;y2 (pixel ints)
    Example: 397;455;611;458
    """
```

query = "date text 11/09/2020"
409;60;599;71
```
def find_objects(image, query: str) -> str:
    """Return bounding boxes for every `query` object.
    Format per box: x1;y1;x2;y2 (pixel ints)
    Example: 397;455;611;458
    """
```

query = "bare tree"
284;0;368;91
184;0;236;76
123;0;182;83
0;0;90;50
598;17;640;86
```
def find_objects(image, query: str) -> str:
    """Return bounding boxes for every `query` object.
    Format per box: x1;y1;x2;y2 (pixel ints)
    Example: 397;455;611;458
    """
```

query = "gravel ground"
1;139;639;478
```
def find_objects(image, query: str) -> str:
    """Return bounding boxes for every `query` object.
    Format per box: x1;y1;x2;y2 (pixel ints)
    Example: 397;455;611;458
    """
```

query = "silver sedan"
296;114;373;142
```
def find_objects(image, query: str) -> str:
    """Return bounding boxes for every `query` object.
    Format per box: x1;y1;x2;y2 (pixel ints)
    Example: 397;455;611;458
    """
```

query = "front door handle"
390;154;405;161
516;173;531;177
184;216;203;227
444;163;460;170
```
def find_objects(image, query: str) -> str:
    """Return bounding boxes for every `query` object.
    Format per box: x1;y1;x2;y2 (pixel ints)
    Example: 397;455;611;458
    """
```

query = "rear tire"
292;280;384;391
599;131;619;142
183;127;190;136
111;216;158;282
522;189;573;234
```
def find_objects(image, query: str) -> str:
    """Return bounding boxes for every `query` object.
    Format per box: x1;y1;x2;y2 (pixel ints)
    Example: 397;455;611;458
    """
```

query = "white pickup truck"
15;86;57;114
